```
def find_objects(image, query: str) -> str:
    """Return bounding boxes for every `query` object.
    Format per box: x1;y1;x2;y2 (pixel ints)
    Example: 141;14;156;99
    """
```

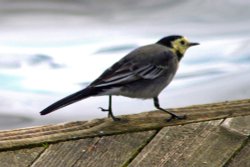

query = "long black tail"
40;87;100;115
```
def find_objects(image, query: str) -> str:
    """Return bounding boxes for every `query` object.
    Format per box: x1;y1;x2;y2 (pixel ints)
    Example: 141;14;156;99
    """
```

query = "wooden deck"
0;99;250;167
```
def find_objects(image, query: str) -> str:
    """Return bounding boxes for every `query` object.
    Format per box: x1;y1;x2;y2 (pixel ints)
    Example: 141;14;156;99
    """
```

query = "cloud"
0;54;65;69
28;54;65;68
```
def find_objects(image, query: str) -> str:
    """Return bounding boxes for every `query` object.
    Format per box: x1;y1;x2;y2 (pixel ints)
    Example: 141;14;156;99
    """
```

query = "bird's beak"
188;42;200;47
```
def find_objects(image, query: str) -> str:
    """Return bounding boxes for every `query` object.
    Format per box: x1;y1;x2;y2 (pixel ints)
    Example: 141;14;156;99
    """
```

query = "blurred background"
0;0;250;130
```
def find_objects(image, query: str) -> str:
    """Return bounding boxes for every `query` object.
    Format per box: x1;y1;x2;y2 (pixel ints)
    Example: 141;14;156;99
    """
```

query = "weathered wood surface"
0;99;249;167
0;99;250;151
0;147;45;167
222;116;250;167
226;140;250;167
129;115;250;167
128;117;249;167
1;116;249;167
31;131;156;167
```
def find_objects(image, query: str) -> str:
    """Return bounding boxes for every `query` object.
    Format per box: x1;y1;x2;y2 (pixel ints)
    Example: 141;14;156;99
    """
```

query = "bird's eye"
180;41;185;45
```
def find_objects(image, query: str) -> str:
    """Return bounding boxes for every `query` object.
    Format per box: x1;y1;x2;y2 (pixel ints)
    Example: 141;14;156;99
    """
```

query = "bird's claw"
98;107;121;121
112;117;121;121
166;114;186;122
99;107;109;112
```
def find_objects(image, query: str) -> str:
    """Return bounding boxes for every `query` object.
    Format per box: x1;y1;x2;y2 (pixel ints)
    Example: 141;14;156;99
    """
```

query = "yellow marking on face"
171;37;191;55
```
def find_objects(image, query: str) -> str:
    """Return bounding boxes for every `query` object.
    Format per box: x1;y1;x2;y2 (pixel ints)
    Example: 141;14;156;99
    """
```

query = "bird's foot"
98;107;121;121
99;107;109;112
166;114;186;122
109;116;121;122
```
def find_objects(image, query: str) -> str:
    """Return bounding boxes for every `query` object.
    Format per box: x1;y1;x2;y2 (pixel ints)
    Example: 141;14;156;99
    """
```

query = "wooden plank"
128;119;247;167
31;130;156;167
221;115;250;136
0;99;250;151
0;147;45;167
31;137;100;167
226;141;250;167
221;115;250;167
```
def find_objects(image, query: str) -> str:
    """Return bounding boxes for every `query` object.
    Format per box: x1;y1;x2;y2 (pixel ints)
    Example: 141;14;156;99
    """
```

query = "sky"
0;0;250;129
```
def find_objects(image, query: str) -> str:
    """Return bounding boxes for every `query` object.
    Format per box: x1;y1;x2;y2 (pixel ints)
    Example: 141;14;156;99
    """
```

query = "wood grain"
0;99;249;151
226;141;250;167
128;119;247;167
221;115;250;136
0;146;44;167
31;137;100;167
221;115;250;167
31;131;156;167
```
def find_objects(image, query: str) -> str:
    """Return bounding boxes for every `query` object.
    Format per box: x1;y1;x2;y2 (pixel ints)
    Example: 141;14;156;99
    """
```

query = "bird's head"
157;35;199;60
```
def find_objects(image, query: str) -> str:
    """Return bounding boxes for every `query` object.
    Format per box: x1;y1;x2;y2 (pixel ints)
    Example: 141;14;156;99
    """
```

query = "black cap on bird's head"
157;35;199;60
157;35;183;47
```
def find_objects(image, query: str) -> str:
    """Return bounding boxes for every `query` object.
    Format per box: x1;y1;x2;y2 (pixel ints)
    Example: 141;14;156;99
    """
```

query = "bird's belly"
119;74;174;99
120;85;164;99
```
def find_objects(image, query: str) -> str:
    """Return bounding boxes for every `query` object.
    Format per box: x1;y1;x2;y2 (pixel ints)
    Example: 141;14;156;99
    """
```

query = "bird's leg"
153;97;186;122
99;95;120;121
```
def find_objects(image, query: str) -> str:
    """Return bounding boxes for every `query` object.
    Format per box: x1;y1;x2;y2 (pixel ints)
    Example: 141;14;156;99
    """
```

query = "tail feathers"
40;87;100;115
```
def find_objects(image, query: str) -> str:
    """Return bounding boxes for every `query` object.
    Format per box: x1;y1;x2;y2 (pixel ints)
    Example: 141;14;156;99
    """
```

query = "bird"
40;35;199;122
